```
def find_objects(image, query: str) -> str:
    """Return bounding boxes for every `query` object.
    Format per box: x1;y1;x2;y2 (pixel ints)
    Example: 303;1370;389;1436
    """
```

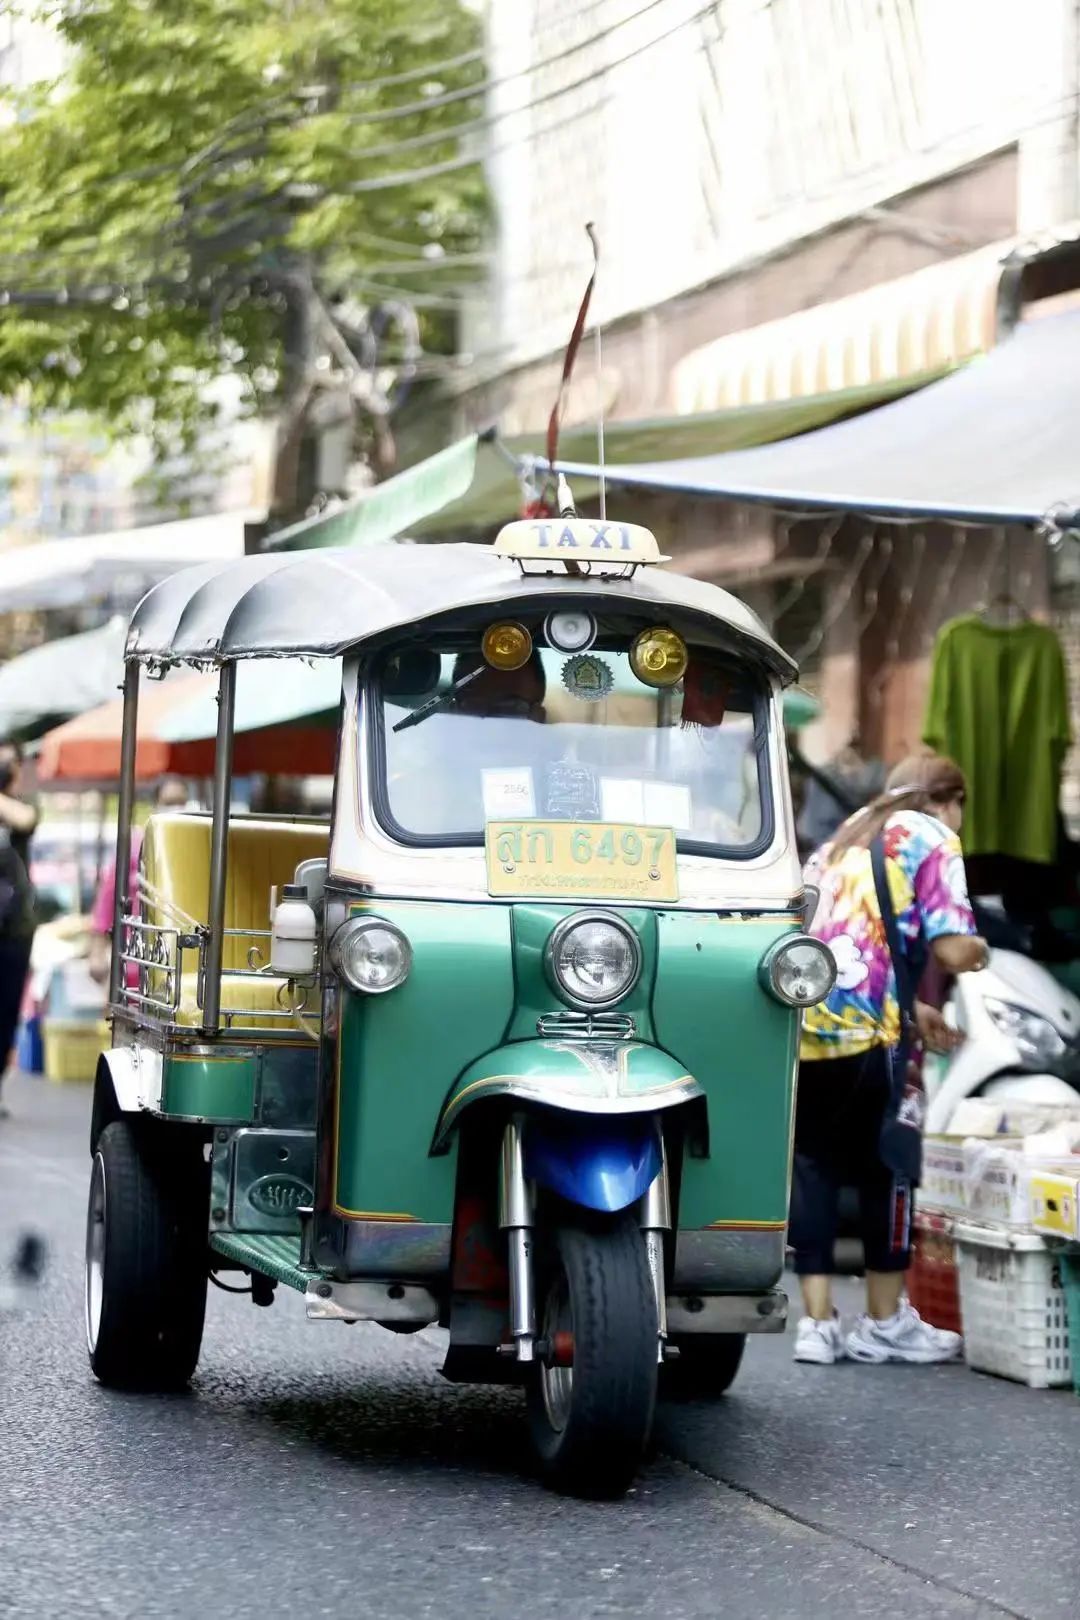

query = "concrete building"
444;0;1080;785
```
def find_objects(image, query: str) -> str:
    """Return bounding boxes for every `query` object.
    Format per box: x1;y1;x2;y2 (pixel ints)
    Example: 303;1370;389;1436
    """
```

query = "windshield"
372;639;771;855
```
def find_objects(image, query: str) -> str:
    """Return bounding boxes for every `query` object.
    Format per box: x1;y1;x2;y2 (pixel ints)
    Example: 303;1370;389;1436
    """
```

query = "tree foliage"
0;0;488;446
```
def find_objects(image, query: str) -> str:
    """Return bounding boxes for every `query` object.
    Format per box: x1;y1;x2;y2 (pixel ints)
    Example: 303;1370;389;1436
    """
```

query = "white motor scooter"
924;900;1080;1133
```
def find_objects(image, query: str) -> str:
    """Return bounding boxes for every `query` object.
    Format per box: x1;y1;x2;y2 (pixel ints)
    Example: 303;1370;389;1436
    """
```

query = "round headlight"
544;609;596;653
482;620;533;671
329;918;412;995
630;626;688;688
546;911;641;1010
762;936;837;1008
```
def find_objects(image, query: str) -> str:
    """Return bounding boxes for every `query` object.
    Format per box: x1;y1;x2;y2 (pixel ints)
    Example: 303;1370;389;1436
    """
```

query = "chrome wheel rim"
539;1272;573;1433
85;1153;106;1353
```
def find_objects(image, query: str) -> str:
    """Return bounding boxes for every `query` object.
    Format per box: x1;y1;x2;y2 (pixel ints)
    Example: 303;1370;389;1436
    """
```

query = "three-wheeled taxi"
85;510;835;1498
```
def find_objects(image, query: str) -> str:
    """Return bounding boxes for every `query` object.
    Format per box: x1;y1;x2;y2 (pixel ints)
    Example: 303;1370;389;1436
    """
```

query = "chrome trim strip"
305;1279;439;1324
667;1289;788;1336
341;1220;451;1279
672;1228;786;1294
435;1074;702;1149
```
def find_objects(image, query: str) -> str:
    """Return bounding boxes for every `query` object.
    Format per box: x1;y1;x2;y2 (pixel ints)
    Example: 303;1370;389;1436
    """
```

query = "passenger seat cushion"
141;814;329;973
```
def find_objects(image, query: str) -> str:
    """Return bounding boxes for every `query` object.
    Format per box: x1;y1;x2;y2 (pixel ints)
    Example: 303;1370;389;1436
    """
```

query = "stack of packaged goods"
918;1102;1080;1390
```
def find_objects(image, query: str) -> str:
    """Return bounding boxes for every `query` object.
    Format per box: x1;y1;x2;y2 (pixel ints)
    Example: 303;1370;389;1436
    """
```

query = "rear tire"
85;1119;208;1391
663;1332;746;1398
527;1212;657;1499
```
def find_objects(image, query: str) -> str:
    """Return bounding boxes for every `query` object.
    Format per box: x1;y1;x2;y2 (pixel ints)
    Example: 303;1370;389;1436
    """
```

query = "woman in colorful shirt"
792;753;988;1366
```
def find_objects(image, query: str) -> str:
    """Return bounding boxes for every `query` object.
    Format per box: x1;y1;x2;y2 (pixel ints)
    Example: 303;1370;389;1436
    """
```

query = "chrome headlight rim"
545;909;643;1012
760;934;837;1009
328;916;412;996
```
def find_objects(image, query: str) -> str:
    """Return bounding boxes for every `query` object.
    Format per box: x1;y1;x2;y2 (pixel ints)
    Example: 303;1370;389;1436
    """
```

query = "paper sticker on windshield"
482;768;536;820
601;778;692;832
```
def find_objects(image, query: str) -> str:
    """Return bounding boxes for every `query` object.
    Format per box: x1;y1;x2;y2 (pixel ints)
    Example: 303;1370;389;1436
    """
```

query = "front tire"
527;1212;658;1499
86;1119;208;1391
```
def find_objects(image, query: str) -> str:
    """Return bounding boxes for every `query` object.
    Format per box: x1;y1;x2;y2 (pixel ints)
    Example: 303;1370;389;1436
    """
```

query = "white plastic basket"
954;1221;1071;1388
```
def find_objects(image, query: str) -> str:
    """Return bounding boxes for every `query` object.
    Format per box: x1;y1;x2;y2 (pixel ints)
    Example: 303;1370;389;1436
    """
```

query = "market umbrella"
36;660;339;785
0;510;253;613
0;618;127;740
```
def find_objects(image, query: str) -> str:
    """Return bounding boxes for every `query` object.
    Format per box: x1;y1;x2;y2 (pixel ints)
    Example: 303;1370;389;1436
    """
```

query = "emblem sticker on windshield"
562;653;613;702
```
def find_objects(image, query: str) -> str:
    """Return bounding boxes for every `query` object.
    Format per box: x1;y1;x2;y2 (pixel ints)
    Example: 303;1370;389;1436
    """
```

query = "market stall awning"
0;617;126;739
0;509;253;612
266;371;936;548
670;241;1007;413
37;659;339;784
552;311;1080;527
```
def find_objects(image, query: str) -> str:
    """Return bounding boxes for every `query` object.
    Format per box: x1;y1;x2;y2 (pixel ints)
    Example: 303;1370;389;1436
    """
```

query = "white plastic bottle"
270;884;317;977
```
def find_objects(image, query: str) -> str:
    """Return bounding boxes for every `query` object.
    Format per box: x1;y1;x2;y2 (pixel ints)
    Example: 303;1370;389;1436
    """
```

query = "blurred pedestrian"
791;753;988;1364
89;776;188;987
0;742;38;1116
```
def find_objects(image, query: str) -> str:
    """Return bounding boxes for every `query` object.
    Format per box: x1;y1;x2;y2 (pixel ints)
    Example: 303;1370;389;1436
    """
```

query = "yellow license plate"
485;821;679;903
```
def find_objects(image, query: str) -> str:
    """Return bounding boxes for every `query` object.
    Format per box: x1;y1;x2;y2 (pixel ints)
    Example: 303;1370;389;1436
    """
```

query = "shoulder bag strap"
870;835;915;1028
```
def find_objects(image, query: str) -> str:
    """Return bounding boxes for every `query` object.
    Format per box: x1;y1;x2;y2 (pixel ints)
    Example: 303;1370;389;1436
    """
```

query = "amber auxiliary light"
630;626;688;688
483;621;533;670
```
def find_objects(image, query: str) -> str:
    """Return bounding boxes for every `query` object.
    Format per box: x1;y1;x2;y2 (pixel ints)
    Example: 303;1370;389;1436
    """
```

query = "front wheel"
86;1119;208;1391
526;1212;658;1498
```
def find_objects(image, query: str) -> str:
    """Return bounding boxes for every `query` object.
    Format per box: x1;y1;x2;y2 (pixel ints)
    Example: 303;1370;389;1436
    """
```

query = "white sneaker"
846;1301;961;1364
793;1313;846;1364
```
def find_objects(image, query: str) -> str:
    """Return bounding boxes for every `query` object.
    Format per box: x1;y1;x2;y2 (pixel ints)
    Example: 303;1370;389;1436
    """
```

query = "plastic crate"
907;1210;961;1335
954;1221;1071;1388
1063;1254;1080;1397
42;1019;107;1084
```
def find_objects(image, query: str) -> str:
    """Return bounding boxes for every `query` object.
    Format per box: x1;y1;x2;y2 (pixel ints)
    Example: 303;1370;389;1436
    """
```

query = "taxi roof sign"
494;517;668;570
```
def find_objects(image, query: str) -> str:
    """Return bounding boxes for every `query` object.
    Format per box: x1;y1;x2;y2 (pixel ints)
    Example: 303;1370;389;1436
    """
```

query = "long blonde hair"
827;752;966;857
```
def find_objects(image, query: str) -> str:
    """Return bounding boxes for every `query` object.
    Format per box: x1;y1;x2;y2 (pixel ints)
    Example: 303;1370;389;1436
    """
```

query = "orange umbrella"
37;672;337;784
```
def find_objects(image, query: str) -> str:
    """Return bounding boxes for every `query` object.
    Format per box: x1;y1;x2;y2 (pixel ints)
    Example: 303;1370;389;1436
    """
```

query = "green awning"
268;370;944;551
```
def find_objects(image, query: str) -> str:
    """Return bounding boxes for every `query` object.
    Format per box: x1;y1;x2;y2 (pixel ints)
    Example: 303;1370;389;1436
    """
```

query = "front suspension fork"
498;1114;535;1363
498;1116;672;1367
640;1143;671;1364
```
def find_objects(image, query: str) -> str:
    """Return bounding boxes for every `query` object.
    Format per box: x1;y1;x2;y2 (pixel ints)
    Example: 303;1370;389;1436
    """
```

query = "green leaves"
0;0;487;440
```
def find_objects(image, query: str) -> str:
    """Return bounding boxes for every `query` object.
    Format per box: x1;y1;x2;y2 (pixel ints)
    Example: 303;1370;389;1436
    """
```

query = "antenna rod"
585;222;606;523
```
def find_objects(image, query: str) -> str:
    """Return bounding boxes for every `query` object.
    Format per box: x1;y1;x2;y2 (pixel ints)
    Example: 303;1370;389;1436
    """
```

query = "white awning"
0;509;255;612
671;240;1012;414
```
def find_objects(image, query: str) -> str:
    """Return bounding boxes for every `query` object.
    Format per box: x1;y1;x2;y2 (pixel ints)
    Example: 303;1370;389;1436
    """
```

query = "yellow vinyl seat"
140;813;330;1028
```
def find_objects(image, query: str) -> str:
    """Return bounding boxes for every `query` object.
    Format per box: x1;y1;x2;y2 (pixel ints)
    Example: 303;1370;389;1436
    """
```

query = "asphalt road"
2;1074;1078;1620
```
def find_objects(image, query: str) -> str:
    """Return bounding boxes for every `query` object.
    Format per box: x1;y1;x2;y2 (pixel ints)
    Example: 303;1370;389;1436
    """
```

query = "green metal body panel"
652;912;800;1229
333;901;514;1221
331;896;800;1238
209;1231;309;1291
505;904;657;1042
160;1042;317;1127
161;1051;257;1122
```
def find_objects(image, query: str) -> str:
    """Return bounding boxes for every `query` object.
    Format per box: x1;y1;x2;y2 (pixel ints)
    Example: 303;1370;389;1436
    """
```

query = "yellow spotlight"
482;621;533;671
630;626;688;688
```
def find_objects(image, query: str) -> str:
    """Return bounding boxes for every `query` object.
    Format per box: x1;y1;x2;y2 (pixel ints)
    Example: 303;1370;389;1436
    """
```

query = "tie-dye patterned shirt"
801;810;976;1061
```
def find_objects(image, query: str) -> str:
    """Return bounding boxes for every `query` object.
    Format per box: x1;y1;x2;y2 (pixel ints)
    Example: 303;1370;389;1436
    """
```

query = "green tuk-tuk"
85;513;834;1498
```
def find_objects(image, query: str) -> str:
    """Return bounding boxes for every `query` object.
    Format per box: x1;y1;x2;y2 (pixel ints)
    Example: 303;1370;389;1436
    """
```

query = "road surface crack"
662;1450;1026;1619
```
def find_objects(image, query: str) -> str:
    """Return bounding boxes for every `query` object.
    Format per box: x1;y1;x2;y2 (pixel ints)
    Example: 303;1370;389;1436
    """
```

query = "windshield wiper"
391;666;483;734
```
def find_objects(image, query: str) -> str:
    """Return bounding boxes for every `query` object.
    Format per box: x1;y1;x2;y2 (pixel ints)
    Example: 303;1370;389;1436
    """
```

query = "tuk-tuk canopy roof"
125;543;796;680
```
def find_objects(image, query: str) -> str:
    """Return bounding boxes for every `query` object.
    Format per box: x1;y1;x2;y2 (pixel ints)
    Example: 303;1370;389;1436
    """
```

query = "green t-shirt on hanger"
923;615;1070;866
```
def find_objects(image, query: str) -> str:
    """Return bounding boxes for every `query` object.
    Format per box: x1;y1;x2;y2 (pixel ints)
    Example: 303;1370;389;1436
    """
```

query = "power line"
299;3;725;197
337;0;674;125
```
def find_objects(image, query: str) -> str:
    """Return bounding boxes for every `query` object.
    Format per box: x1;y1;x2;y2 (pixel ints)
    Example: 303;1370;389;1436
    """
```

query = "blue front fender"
524;1111;662;1214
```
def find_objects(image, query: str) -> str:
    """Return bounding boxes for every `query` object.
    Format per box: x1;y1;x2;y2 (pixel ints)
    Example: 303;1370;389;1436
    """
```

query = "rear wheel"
526;1212;657;1499
663;1332;746;1398
86;1119;208;1391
